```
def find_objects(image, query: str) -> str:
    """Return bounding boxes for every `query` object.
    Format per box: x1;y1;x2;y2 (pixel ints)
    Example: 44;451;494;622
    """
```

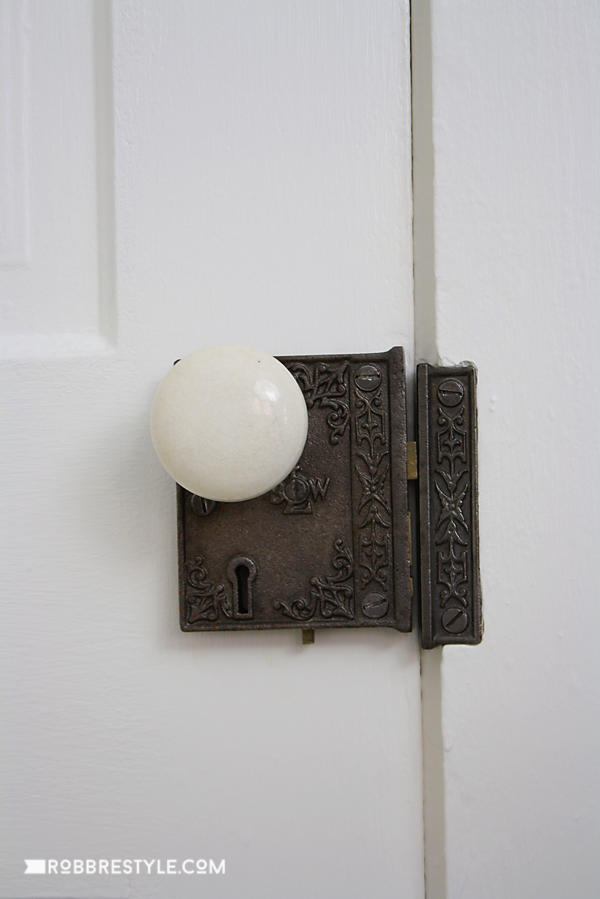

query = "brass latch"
407;441;418;480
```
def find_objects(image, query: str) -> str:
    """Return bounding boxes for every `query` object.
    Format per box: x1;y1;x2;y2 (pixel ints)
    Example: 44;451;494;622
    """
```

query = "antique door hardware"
417;364;482;647
151;347;482;647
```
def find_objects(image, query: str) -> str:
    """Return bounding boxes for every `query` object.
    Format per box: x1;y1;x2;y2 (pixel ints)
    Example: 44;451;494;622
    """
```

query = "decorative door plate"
178;348;411;633
176;349;482;646
417;363;482;646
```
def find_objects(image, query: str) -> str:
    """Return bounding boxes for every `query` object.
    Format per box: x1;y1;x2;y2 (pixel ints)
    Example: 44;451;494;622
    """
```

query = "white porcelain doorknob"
150;345;308;502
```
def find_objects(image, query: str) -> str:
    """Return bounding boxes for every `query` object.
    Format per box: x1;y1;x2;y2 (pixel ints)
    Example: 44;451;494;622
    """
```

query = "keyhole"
235;564;250;616
227;555;257;619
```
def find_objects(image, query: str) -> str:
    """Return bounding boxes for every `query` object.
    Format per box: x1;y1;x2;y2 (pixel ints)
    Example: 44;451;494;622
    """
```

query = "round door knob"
150;345;308;502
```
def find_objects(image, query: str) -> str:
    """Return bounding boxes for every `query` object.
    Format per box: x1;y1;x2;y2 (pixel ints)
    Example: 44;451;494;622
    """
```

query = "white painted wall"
418;1;600;896
1;3;423;898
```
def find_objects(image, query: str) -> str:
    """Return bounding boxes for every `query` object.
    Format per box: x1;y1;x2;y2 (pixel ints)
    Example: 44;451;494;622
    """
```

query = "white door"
1;3;423;898
417;1;600;897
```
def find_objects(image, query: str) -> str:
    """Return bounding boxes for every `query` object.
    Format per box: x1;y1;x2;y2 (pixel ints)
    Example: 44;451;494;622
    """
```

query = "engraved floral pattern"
273;539;354;621
185;556;226;624
286;361;350;444
434;403;470;608
353;375;391;590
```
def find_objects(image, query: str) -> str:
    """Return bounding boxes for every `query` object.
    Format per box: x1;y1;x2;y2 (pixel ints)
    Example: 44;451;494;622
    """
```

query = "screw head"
441;607;468;634
362;592;389;619
355;364;382;391
437;378;465;407
191;495;217;516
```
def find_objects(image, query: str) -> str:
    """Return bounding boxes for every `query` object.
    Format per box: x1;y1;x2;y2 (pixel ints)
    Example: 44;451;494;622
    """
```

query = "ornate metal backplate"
417;363;482;647
178;348;411;632
176;350;482;645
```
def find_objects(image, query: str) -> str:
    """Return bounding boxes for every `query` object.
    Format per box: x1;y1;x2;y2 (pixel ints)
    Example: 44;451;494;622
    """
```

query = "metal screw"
361;592;389;619
441;607;469;633
355;364;382;391
191;495;217;516
437;378;465;407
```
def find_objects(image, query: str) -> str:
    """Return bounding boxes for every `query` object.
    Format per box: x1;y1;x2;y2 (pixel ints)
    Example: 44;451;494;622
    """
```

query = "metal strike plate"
178;348;411;632
417;363;482;647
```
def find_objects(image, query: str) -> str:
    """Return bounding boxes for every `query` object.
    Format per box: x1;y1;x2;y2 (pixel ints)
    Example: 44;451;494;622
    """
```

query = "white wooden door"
1;3;423;898
416;1;600;896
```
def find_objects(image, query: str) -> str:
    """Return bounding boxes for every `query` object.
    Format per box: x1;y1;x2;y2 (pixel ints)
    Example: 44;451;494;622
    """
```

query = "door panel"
1;3;422;897
420;1;600;896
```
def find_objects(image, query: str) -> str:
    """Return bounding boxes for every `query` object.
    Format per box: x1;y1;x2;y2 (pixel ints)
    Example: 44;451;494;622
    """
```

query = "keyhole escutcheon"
227;556;257;619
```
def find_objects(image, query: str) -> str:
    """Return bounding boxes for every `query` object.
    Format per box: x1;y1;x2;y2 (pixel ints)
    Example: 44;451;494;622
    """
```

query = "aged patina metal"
178;348;411;633
176;349;482;646
417;363;483;647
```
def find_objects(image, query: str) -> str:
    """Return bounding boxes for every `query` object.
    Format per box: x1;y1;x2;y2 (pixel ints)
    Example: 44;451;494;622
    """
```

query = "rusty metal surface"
417;363;482;647
178;348;411;632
